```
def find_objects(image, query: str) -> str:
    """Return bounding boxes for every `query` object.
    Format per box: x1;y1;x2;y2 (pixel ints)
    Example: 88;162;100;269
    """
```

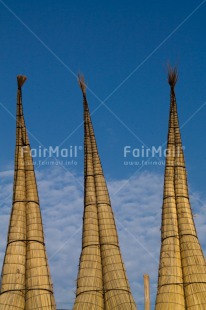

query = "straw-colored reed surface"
74;77;136;309
0;77;56;309
144;274;151;310
155;69;206;309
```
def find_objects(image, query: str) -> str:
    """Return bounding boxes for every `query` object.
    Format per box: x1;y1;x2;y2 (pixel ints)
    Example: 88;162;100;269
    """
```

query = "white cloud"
0;167;206;310
108;172;163;309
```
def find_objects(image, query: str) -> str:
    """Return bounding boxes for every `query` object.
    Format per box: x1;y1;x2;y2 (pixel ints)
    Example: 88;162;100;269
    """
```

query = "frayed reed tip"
78;74;86;96
168;66;178;88
17;75;27;88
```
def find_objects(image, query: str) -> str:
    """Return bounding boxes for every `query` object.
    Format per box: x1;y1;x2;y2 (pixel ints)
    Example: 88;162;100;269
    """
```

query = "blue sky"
0;0;206;309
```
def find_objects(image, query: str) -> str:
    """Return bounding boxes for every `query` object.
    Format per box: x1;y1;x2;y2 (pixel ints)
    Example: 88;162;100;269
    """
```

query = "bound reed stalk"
144;274;150;310
74;73;137;310
155;67;206;310
0;75;56;310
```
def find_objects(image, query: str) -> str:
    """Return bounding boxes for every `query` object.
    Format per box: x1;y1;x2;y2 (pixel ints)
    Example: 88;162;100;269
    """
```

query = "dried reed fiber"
0;76;56;310
168;66;178;88
73;76;137;309
17;75;27;88
78;74;86;96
